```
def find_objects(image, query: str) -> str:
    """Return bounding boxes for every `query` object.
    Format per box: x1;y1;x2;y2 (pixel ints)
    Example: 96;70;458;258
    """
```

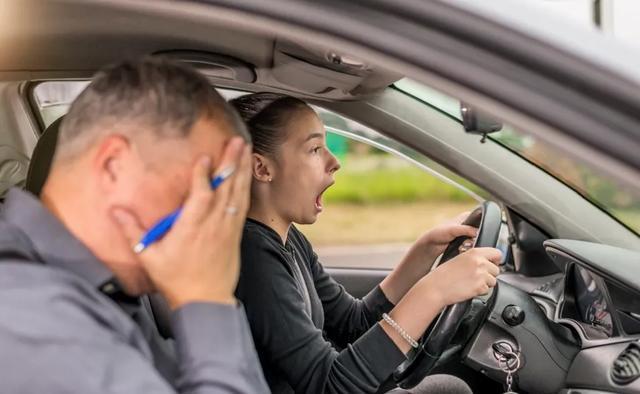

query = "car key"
498;349;521;394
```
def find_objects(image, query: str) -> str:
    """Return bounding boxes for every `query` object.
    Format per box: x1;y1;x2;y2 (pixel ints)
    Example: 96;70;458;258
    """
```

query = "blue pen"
133;166;236;253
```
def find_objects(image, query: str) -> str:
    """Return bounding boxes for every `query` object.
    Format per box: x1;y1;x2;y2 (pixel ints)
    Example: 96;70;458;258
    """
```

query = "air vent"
611;342;640;385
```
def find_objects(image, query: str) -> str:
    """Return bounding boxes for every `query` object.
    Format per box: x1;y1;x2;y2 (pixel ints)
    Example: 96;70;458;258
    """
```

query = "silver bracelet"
382;313;419;349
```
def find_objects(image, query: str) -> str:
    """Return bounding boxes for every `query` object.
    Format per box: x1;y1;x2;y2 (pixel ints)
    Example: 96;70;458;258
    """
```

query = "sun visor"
272;40;401;96
154;50;257;83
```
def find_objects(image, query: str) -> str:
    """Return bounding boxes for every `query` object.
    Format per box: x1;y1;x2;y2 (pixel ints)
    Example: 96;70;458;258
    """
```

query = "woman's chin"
297;212;320;225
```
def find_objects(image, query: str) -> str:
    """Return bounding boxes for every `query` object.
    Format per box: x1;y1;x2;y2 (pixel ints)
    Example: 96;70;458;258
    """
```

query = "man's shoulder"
0;219;37;261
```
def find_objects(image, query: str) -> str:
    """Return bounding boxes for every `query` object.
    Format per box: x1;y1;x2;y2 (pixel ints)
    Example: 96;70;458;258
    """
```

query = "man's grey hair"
55;56;249;162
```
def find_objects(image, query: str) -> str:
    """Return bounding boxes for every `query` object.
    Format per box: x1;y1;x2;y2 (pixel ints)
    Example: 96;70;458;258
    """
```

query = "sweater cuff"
363;285;395;319
349;323;407;382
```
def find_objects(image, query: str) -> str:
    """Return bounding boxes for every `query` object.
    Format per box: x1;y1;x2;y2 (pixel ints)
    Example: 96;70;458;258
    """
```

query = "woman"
232;93;501;394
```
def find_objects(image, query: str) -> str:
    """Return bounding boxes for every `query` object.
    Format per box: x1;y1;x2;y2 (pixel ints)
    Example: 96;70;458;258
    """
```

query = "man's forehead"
187;117;236;165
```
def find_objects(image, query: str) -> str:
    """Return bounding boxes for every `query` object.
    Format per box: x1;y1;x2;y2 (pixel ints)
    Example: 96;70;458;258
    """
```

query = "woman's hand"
380;211;477;304
381;247;502;354
423;247;502;306
414;211;477;258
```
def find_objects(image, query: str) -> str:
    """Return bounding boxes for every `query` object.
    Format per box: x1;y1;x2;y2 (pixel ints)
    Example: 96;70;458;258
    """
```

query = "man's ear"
92;134;133;191
252;153;273;182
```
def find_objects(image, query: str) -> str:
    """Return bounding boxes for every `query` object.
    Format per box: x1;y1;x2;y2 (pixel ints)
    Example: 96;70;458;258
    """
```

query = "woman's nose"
327;152;341;174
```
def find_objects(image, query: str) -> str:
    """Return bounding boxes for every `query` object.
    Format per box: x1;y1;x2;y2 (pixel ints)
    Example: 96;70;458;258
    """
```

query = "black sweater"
236;219;405;394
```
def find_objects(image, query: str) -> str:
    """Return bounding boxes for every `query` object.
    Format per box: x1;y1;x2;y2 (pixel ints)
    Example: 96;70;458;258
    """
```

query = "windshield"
395;78;640;235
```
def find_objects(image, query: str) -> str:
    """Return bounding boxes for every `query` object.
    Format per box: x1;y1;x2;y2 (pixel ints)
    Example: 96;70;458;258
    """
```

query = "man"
0;57;269;393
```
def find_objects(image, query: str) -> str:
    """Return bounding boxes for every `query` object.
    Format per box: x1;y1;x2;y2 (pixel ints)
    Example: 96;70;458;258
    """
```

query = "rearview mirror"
460;102;503;139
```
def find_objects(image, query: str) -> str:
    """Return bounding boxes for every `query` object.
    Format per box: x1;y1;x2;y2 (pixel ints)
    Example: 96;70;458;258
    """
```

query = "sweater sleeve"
293;228;395;347
237;230;405;394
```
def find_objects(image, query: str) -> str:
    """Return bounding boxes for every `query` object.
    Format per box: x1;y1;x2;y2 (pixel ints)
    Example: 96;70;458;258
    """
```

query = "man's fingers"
222;144;252;226
208;138;245;223
180;155;215;226
111;207;147;251
192;156;212;195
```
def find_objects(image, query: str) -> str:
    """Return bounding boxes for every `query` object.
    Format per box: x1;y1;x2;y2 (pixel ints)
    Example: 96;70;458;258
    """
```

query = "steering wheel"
393;201;503;389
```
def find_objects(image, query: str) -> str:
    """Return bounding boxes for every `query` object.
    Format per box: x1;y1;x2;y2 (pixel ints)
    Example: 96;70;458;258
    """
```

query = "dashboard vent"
611;342;640;385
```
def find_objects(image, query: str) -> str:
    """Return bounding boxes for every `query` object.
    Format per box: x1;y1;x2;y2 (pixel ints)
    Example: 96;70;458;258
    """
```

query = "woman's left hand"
380;211;478;304
415;211;478;258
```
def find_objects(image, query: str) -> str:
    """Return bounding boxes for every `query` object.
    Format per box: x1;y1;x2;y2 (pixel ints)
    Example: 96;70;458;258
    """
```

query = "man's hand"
112;137;252;309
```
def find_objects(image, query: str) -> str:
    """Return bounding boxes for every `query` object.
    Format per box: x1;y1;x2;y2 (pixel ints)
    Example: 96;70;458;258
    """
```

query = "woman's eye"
311;146;321;154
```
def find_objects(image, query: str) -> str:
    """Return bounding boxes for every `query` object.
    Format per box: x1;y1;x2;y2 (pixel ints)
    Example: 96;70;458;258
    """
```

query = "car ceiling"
0;0;400;101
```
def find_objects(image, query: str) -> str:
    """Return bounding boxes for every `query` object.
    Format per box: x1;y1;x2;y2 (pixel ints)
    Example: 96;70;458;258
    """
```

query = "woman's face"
269;108;340;225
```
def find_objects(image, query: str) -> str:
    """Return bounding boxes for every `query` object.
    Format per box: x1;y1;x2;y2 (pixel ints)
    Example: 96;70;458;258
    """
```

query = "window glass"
491;126;640;234
394;79;640;235
29;81;488;268
32;81;89;129
301;108;483;269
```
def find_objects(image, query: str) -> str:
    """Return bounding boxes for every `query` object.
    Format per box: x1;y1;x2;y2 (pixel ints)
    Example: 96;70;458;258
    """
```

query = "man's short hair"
56;56;248;161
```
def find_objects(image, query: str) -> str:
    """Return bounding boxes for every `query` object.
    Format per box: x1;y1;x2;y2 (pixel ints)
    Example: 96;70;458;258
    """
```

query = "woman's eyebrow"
304;132;324;142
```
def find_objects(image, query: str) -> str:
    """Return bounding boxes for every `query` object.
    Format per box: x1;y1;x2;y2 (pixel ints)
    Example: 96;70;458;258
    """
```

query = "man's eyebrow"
304;132;324;142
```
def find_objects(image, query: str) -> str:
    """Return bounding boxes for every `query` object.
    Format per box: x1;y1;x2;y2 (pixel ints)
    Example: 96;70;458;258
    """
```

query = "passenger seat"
0;145;29;201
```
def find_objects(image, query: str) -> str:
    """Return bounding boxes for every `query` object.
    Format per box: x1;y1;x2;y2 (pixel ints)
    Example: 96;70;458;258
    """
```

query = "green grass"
325;165;475;204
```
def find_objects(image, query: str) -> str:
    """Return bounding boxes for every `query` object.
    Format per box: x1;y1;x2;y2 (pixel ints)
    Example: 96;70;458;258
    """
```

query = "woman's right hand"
380;247;502;354
424;247;502;307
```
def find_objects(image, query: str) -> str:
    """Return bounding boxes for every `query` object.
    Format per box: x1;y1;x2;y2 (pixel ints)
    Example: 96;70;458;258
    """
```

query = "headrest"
25;117;63;196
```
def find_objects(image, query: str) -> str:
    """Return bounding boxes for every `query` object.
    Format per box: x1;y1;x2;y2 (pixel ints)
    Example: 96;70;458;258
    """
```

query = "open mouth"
315;182;334;212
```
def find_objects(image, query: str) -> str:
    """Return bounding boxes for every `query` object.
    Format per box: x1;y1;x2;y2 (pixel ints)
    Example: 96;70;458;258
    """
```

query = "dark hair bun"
230;92;311;155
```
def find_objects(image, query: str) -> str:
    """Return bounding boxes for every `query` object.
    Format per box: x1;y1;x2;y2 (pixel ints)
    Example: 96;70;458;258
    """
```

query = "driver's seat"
25;116;174;339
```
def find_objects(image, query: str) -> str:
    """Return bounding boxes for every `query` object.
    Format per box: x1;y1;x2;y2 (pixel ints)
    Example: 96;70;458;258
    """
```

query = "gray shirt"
0;188;269;394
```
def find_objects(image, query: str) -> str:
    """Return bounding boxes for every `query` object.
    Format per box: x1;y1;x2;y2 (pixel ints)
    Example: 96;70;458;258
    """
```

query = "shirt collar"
1;188;115;289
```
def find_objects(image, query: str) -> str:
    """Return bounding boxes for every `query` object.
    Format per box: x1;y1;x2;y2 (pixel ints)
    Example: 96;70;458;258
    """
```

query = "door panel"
326;267;388;299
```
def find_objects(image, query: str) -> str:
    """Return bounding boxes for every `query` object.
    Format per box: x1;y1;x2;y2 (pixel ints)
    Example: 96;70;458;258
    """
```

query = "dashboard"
463;238;640;393
566;265;614;339
543;239;640;393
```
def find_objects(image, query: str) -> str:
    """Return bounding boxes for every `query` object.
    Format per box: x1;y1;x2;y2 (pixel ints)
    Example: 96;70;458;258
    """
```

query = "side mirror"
460;102;502;141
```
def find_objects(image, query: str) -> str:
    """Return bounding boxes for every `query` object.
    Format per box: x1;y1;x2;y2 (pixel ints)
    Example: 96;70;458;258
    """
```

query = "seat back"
25;116;63;196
